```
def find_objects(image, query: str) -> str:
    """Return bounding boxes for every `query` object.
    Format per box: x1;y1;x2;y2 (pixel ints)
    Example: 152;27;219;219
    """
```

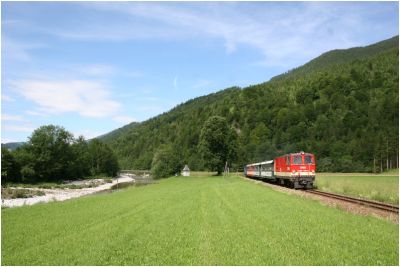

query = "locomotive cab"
274;152;316;189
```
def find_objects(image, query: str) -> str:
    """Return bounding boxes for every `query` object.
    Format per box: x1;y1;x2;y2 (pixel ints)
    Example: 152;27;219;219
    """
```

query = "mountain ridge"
99;35;398;172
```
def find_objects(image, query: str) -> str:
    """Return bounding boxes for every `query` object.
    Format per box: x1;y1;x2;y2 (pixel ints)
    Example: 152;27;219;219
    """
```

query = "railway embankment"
242;176;399;224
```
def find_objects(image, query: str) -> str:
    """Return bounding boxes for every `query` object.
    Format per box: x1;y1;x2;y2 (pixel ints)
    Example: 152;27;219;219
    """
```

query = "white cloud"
79;64;116;76
72;129;102;140
173;76;178;91
112;116;136;124
1;94;15;102
74;2;396;68
4;2;397;70
2;124;34;133
10;79;121;118
1;138;18;144
2;36;44;62
2;114;24;122
26;110;49;117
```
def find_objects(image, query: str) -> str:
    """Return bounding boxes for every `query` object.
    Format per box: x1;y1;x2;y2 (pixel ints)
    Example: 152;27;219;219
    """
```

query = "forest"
100;36;399;173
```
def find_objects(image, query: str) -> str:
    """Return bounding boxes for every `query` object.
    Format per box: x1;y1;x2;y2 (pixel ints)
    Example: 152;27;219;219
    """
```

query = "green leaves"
4;125;119;183
151;145;180;179
199;116;238;174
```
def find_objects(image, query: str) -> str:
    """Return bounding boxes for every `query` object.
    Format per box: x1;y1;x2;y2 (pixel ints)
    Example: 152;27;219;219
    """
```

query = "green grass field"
2;176;398;265
315;173;399;204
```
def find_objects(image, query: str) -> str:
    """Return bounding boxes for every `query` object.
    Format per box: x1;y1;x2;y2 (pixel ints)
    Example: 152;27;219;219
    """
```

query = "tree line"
2;125;119;184
102;41;398;174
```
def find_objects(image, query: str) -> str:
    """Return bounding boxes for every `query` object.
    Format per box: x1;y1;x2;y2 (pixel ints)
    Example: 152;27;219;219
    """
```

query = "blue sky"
1;1;399;143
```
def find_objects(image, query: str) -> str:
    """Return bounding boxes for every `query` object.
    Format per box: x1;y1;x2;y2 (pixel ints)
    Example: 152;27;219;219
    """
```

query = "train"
244;152;316;189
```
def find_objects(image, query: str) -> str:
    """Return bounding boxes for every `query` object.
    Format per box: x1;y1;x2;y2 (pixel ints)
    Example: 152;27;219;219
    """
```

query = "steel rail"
307;189;399;213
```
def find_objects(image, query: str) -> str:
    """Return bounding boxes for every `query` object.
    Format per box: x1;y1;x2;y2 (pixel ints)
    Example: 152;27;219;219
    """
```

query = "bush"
151;145;181;179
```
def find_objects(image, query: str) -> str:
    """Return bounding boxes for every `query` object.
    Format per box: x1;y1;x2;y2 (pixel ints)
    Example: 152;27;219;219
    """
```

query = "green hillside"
271;35;399;82
100;36;399;172
97;122;139;142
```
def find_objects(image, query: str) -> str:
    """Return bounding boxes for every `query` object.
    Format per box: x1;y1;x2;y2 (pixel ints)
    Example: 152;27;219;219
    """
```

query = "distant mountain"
101;36;399;173
271;35;399;82
1;142;25;151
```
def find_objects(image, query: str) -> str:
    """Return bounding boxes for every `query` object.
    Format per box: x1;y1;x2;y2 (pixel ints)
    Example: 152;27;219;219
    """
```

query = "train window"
286;156;290;165
293;155;302;164
305;155;313;164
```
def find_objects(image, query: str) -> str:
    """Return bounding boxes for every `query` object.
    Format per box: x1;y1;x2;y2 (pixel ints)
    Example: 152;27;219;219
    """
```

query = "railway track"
306;189;399;213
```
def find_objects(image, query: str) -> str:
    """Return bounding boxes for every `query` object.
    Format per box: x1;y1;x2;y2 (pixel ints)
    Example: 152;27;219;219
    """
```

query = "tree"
88;139;119;176
27;125;74;181
1;147;20;183
151;145;180;179
199;116;237;175
69;136;91;178
13;144;36;182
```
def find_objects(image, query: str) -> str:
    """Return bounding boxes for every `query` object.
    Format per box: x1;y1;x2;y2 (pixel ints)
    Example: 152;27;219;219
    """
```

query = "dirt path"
2;176;134;208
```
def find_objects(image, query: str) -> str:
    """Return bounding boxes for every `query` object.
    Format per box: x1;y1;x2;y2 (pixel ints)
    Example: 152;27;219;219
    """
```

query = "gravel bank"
2;176;134;208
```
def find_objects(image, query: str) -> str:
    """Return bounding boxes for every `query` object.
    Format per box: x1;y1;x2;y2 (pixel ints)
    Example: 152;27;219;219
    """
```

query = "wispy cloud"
2;36;44;62
2;114;24;121
78;64;117;77
25;110;50;117
3;2;397;69
1;94;15;102
50;1;395;67
1;138;18;143
113;115;136;124
2;124;35;133
72;129;103;140
173;76;179;91
10;79;121;118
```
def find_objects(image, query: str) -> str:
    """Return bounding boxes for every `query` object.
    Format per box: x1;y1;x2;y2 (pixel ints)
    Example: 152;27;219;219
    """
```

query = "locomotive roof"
283;152;313;156
246;160;273;167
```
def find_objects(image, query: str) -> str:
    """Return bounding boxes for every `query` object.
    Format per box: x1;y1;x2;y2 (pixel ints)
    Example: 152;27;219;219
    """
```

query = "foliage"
1;147;21;183
20;125;74;181
88;139;119;177
151;145;181;179
2;175;398;265
101;36;398;173
199;116;238;174
3;125;119;183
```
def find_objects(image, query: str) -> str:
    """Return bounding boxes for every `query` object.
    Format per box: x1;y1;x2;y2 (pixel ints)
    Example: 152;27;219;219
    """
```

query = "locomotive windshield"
293;155;302;164
305;155;313;164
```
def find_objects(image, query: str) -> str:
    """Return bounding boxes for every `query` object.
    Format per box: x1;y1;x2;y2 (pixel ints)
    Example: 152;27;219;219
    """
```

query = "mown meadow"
315;172;399;204
2;175;398;265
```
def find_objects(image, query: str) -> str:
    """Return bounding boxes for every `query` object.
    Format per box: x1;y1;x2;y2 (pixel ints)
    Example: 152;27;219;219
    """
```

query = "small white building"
182;165;190;176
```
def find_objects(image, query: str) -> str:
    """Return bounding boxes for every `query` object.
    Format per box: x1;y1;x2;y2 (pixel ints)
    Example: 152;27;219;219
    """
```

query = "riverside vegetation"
2;175;398;265
1;125;119;184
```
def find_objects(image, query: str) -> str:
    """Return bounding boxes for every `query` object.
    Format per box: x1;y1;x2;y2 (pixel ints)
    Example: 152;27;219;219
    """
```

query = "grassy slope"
316;173;399;204
2;176;398;265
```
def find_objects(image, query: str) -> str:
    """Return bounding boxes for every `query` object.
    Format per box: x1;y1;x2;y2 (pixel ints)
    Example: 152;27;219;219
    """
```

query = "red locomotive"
244;152;315;189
